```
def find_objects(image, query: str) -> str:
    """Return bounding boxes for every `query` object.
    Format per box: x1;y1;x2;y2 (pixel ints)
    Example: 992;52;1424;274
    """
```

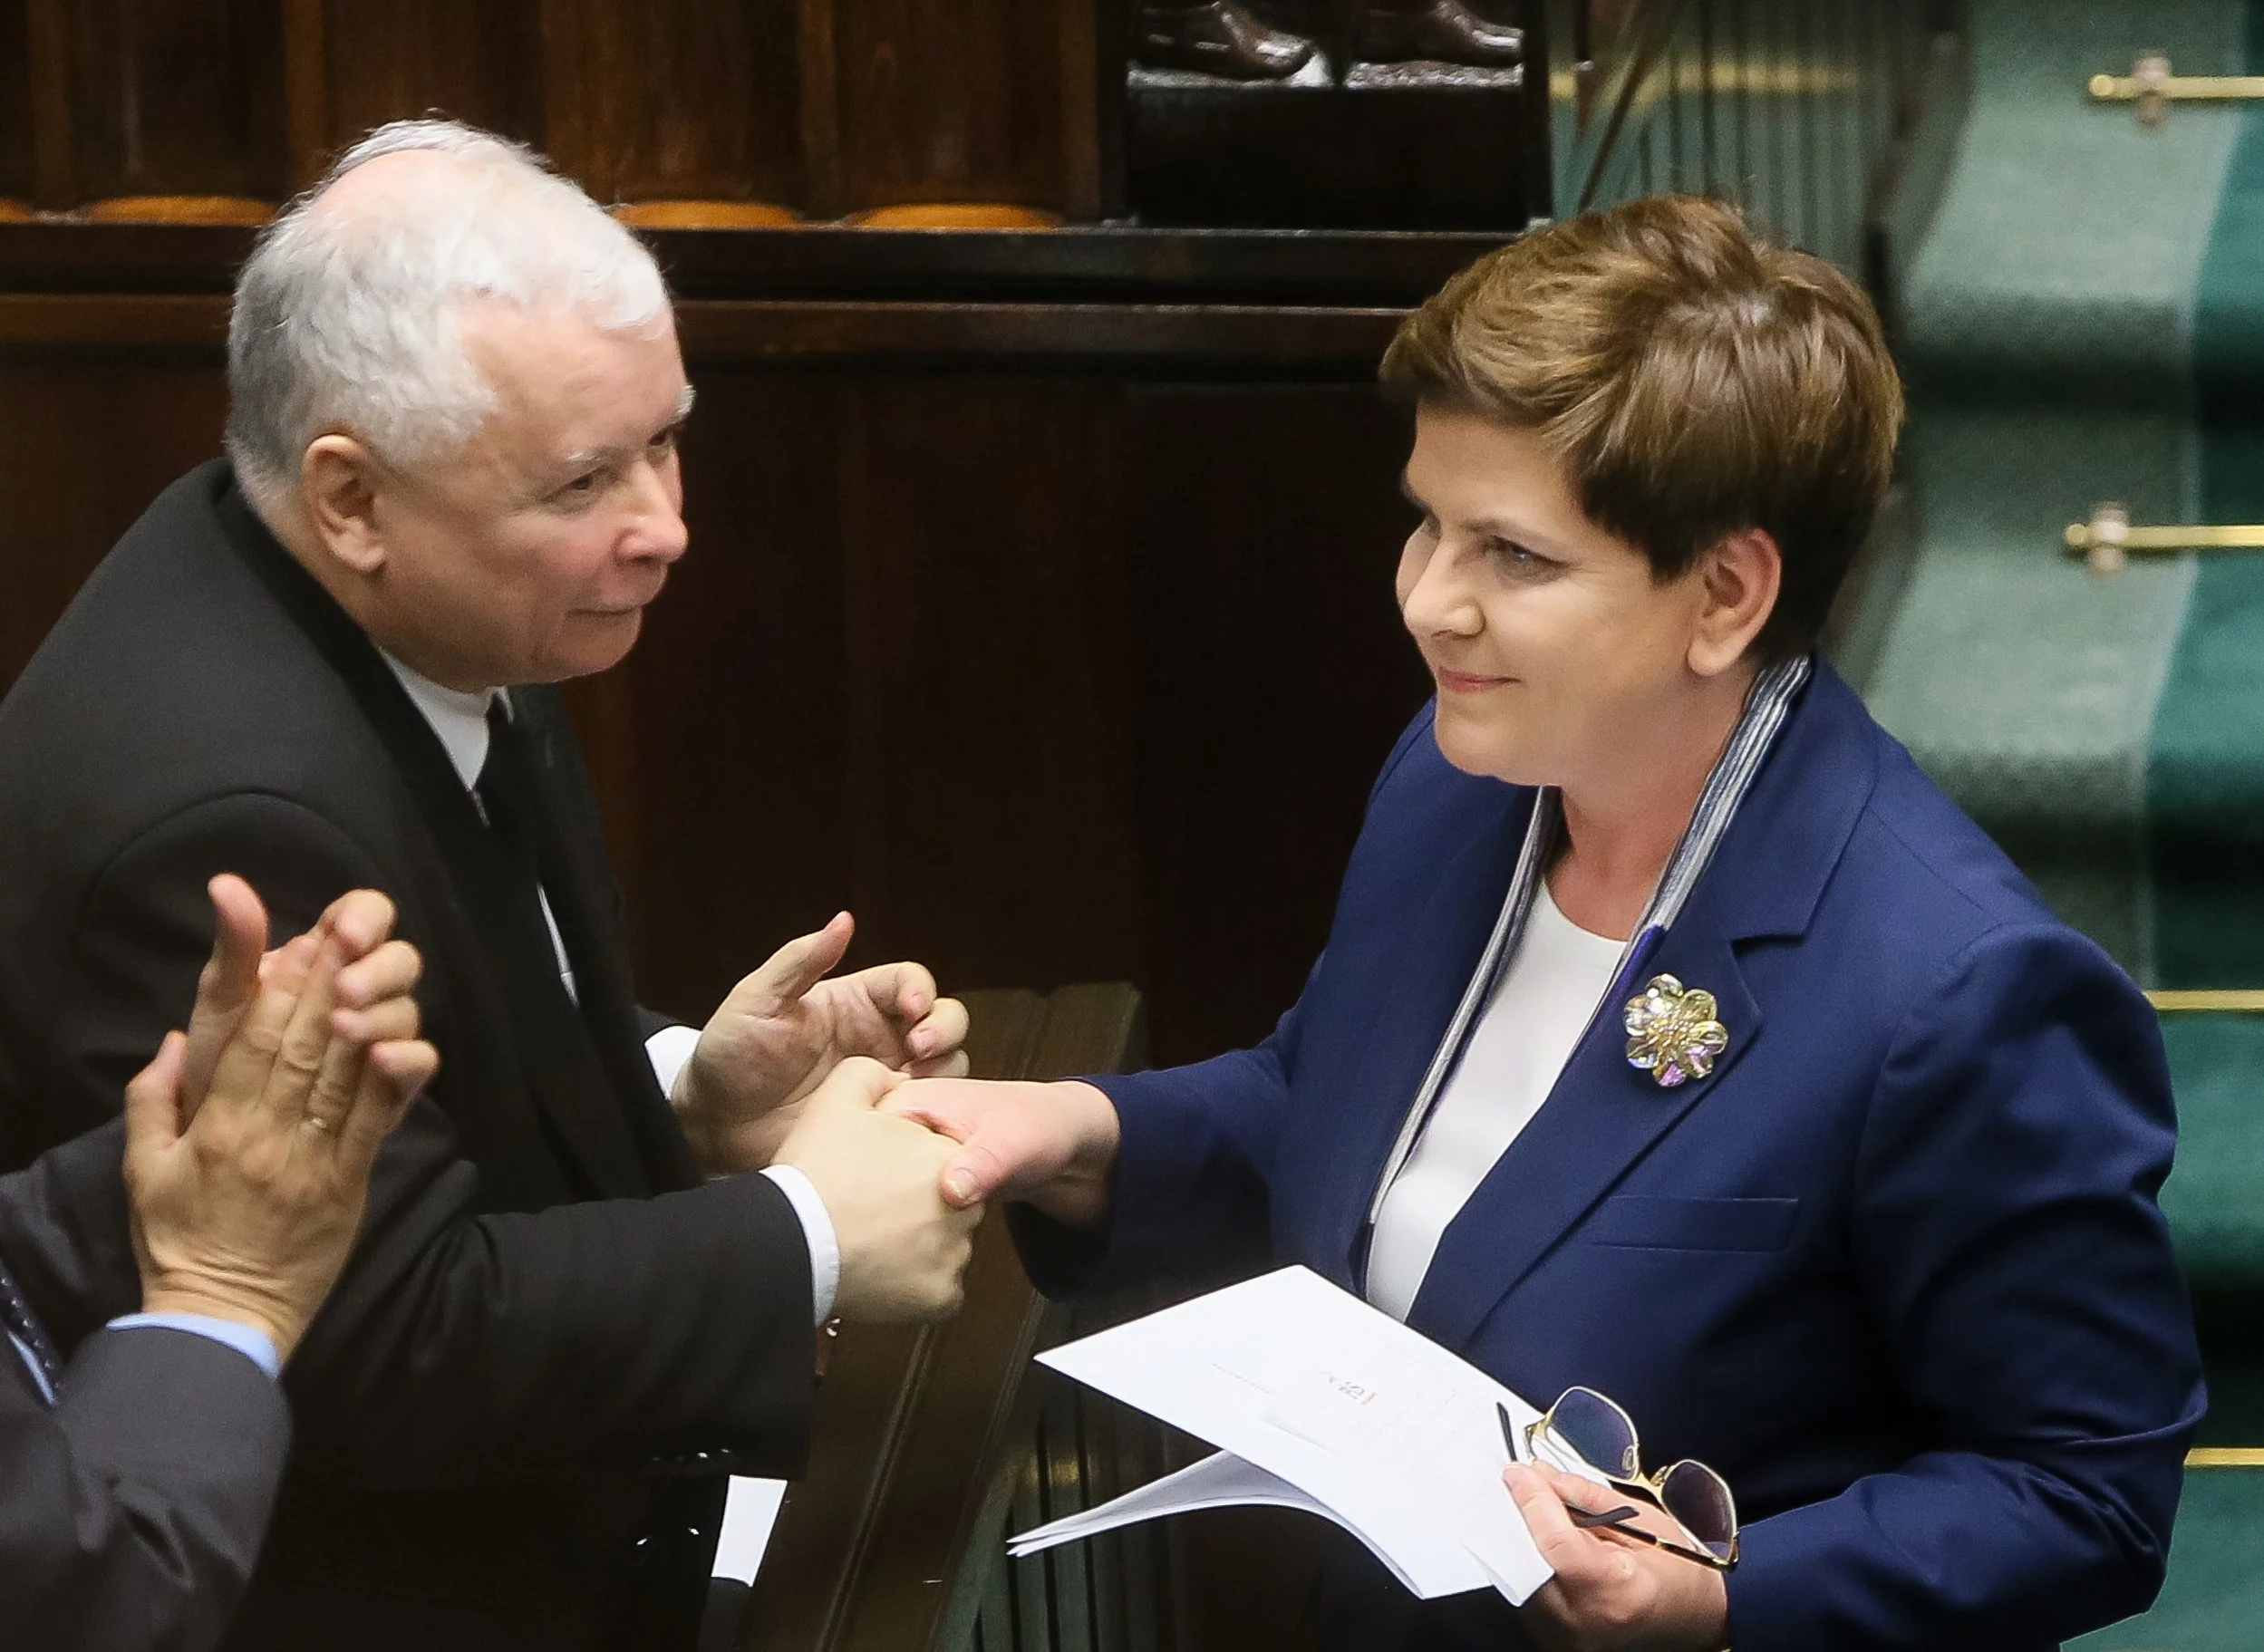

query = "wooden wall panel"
538;0;802;207
59;0;288;204
828;0;1095;213
828;378;1145;995
0;0;31;203
0;353;226;685
1124;384;1432;1064
620;373;1148;1023
315;0;544;164
606;372;854;1018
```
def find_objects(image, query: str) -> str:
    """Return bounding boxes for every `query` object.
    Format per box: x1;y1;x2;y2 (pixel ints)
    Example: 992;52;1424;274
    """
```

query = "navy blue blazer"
1023;662;2203;1651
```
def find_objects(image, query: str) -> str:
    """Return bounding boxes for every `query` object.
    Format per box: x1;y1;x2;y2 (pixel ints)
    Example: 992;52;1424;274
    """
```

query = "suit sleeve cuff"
645;1023;701;1099
106;1312;281;1379
759;1164;839;1325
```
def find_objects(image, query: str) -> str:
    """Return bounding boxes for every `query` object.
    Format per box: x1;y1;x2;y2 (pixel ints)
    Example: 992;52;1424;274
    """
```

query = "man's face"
1395;404;1714;790
360;303;692;691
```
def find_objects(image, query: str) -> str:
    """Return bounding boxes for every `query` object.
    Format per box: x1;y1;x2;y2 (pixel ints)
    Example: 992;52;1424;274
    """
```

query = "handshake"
671;912;1122;1329
758;1058;1118;1327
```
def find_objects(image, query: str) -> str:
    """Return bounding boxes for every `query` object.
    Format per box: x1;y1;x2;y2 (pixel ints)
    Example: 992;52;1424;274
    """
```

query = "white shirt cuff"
645;1025;836;1324
645;1023;701;1099
758;1164;839;1326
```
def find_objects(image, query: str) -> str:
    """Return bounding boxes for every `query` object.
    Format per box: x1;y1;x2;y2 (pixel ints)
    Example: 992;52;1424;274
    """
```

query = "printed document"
1008;1265;1553;1603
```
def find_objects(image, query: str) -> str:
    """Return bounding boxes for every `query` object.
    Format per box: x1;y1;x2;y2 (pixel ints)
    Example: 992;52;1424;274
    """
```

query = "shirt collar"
379;652;504;791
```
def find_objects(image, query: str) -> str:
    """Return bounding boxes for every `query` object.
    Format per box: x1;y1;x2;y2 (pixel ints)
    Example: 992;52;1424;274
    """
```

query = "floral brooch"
1623;974;1728;1088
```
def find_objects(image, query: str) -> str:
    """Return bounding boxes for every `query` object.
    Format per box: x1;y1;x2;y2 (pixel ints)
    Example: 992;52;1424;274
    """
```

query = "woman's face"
1395;404;1727;789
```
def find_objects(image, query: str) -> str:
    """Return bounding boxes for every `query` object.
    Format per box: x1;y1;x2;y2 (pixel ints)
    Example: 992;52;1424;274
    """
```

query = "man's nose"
624;459;690;564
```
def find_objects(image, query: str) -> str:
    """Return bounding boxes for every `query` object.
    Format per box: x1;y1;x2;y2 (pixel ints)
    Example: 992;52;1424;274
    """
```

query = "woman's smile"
1434;666;1515;694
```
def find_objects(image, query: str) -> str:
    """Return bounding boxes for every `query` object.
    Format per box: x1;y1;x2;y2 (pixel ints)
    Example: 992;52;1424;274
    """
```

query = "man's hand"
672;912;970;1175
1504;1463;1730;1652
177;874;411;1116
770;1057;982;1323
881;1077;1121;1229
122;879;440;1364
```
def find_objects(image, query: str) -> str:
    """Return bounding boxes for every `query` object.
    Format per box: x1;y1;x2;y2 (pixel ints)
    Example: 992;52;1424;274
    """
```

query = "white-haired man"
0;121;982;1652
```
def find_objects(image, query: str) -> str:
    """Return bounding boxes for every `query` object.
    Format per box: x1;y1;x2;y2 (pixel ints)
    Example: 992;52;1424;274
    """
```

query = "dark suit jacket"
0;462;818;1651
1021;663;2205;1651
0;1208;289;1652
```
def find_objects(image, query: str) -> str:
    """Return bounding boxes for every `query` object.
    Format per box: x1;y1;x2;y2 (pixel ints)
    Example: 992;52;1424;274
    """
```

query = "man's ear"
301;437;388;575
1687;527;1783;679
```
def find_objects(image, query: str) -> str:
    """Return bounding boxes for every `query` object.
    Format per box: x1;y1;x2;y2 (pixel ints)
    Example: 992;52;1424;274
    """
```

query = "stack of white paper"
1008;1265;1553;1605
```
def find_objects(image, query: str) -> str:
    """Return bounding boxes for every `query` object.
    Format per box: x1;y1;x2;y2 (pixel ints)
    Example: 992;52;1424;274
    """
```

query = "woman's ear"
301;437;388;576
1687;527;1783;678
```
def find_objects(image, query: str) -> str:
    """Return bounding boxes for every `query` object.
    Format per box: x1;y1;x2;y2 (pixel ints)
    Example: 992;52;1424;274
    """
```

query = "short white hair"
226;119;670;501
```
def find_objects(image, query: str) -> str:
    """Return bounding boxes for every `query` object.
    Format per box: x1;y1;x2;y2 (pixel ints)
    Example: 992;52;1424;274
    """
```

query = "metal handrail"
2090;53;2264;126
2064;503;2264;573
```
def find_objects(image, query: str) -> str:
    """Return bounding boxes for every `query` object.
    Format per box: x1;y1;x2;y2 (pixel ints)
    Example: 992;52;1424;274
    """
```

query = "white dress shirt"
381;655;839;1322
1365;878;1625;1322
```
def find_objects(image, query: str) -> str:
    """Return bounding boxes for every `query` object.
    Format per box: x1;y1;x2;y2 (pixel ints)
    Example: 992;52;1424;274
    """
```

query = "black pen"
1497;1400;1522;1465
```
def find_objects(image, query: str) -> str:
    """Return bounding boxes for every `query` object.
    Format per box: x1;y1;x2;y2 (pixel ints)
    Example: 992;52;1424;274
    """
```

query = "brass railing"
2064;504;2264;574
2089;53;2264;126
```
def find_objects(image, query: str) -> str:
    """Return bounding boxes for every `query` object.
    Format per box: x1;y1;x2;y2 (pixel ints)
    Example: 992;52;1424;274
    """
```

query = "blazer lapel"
1404;889;1763;1352
1311;787;1536;1290
1394;663;1878;1354
511;691;705;1193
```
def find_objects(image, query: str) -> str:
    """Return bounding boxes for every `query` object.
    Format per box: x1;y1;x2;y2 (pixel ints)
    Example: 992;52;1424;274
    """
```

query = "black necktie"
0;1254;61;1403
476;700;545;901
469;697;650;1197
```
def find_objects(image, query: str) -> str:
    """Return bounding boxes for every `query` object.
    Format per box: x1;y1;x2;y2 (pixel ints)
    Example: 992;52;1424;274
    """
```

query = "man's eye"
649;428;680;456
561;470;604;498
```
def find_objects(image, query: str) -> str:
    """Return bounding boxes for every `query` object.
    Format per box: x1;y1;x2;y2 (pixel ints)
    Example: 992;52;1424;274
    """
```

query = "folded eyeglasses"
1505;1386;1740;1570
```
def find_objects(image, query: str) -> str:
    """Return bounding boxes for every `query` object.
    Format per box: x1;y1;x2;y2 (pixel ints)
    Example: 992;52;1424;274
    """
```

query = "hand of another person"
121;876;440;1364
1503;1463;1730;1652
881;1077;1121;1228
770;1056;982;1323
673;912;970;1175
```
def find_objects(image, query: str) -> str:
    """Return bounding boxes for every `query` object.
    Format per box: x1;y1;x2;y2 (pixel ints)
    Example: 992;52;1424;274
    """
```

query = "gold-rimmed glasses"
1512;1386;1740;1570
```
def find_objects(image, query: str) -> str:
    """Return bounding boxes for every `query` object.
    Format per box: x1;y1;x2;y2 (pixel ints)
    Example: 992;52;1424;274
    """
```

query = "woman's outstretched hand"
880;1077;1122;1229
1504;1462;1730;1652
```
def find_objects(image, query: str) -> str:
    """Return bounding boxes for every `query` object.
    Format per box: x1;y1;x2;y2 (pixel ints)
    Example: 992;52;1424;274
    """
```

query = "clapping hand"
672;912;970;1175
123;876;438;1364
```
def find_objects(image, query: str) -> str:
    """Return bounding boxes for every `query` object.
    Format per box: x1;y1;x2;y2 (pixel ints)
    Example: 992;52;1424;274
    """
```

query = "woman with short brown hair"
895;196;2201;1651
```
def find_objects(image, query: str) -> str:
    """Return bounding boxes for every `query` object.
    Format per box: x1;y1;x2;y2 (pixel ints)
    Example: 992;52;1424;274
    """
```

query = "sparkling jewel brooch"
1623;974;1728;1088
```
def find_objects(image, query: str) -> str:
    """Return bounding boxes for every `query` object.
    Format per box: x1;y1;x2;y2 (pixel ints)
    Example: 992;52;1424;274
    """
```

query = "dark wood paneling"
538;0;802;206
0;0;31;202
1124;383;1431;1064
828;0;1094;214
0;218;1509;304
0;353;225;686
60;0;288;205
610;372;851;1016
830;378;1145;995
317;0;544;162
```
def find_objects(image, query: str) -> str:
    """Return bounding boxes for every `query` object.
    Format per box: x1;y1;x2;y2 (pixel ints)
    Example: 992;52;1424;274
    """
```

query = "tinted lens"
1659;1460;1737;1560
1546;1387;1640;1481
